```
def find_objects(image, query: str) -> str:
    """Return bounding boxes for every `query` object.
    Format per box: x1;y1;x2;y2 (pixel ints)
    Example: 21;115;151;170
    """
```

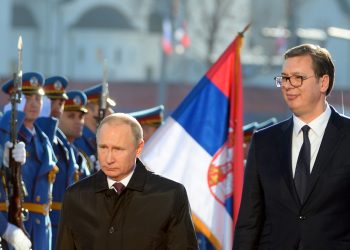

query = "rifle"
98;59;109;124
6;36;28;235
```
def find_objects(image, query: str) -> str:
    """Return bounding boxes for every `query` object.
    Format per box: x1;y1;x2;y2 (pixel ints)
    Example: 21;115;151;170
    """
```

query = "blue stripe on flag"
171;76;228;156
224;196;233;217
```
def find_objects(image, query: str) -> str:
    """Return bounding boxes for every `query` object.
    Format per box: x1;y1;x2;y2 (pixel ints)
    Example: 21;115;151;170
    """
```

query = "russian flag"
142;34;244;249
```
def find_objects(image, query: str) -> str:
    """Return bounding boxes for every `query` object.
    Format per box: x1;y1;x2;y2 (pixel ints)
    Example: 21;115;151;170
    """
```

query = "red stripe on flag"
229;36;244;233
205;38;243;98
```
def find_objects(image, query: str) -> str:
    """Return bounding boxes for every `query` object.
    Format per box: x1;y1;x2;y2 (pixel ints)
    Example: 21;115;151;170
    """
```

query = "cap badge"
54;80;62;90
73;96;82;105
30;77;39;86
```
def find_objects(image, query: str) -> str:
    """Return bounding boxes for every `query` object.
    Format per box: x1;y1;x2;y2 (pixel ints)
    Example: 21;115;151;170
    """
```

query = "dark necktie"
294;125;311;203
113;182;125;194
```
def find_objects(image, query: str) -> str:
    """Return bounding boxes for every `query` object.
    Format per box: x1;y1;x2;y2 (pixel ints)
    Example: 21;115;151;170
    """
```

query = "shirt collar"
107;164;136;189
293;103;331;136
27;126;36;136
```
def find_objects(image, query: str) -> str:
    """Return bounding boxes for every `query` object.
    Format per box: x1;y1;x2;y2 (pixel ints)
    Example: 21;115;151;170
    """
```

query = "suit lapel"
278;118;301;205
303;108;345;203
94;170;109;192
93;170;117;216
127;159;147;192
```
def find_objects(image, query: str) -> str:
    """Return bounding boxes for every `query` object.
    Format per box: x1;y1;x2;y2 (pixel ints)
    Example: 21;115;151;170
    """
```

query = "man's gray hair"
96;113;143;145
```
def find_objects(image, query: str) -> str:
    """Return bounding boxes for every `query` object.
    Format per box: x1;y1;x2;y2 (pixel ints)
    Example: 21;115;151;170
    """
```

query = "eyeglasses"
274;75;315;88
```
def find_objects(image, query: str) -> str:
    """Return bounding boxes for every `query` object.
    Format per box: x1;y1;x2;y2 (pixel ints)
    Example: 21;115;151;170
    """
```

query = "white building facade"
0;0;251;83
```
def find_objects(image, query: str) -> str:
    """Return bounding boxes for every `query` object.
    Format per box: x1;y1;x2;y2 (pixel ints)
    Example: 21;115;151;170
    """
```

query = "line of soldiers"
0;71;165;250
0;72;121;250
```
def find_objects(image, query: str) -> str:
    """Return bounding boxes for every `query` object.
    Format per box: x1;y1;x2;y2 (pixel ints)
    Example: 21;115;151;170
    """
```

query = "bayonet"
7;35;28;238
98;59;109;124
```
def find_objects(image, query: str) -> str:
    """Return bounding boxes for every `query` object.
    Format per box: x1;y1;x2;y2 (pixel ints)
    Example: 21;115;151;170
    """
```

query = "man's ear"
136;140;144;157
320;75;329;94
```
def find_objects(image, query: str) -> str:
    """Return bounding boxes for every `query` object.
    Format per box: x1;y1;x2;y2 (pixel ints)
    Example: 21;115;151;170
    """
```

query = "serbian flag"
142;33;245;249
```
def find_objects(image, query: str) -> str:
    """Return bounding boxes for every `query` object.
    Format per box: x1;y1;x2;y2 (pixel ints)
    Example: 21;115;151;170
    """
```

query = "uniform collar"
83;126;96;139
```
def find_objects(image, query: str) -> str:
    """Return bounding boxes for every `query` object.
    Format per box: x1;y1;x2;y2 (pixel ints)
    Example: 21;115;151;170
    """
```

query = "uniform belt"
0;202;7;211
50;202;62;211
22;202;50;216
0;202;50;216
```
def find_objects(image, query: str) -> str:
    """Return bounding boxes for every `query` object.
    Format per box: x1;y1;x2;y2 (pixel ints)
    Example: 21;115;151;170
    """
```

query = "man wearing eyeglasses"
234;44;350;250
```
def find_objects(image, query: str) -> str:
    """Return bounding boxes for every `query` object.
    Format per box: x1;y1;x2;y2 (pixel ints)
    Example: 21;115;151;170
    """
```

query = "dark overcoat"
56;159;198;250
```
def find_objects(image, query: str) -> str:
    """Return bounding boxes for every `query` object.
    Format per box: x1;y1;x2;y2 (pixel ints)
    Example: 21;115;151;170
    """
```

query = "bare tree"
190;0;235;67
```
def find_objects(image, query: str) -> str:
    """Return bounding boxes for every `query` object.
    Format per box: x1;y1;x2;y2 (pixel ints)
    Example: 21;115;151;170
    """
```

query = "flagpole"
158;49;168;106
341;90;344;115
238;22;252;37
231;23;251;248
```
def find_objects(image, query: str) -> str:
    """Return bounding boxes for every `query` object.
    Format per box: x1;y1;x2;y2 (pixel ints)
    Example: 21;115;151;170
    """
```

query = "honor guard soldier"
129;105;164;143
74;84;116;173
0;124;31;249
35;76;80;248
0;72;58;250
58;91;90;181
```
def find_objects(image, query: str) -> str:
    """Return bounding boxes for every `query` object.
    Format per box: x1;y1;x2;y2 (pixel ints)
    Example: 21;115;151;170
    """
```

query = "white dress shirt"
291;104;331;177
107;164;135;191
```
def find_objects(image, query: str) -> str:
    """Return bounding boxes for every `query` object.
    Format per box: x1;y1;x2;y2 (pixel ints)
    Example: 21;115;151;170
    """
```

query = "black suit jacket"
234;107;350;250
56;159;198;250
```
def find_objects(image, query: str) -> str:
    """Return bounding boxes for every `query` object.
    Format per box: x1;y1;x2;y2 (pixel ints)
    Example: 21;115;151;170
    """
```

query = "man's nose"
106;150;114;163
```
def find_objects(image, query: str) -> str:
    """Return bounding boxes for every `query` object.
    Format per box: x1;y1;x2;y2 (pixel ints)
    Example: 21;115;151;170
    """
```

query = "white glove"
2;223;32;250
3;141;26;168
